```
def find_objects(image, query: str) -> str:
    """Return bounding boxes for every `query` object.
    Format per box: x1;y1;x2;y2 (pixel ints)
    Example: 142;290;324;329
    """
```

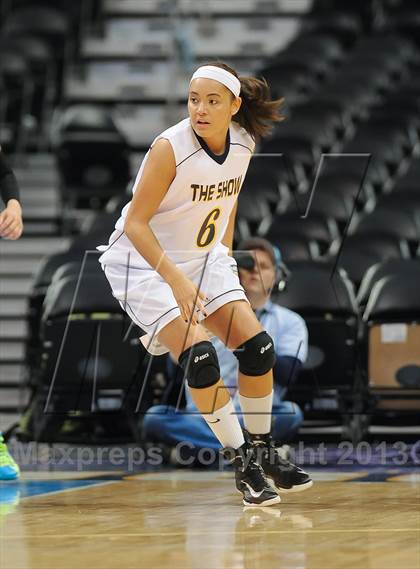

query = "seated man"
143;237;308;462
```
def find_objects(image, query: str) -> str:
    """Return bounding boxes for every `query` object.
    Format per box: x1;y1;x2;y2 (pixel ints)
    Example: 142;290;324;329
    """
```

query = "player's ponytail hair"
205;61;285;141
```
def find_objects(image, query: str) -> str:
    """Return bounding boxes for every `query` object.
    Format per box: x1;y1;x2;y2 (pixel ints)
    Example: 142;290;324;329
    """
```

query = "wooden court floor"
1;469;419;569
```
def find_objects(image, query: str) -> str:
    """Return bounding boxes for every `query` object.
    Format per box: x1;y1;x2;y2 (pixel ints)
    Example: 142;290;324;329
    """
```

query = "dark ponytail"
204;61;285;141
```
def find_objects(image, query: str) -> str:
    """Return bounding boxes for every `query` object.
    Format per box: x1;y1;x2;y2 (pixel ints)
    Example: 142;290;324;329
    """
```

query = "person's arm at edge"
0;150;23;239
0;150;21;207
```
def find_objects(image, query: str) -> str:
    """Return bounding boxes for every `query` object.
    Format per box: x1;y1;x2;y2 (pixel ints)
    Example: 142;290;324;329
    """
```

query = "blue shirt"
185;300;308;410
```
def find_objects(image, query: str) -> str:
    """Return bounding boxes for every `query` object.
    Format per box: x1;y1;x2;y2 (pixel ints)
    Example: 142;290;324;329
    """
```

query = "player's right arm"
124;139;207;324
0;149;23;240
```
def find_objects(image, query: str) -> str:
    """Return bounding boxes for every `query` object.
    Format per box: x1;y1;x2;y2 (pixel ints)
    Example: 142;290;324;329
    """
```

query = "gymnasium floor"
1;448;420;569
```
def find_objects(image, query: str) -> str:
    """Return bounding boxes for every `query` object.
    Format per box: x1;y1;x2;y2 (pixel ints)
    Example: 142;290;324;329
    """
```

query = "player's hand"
0;200;23;240
170;273;208;326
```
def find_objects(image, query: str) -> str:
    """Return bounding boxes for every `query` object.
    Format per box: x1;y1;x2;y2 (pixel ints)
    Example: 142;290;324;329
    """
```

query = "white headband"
190;65;241;97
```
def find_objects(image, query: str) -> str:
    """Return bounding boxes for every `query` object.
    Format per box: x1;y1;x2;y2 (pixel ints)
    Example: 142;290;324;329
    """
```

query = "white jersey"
97;117;255;268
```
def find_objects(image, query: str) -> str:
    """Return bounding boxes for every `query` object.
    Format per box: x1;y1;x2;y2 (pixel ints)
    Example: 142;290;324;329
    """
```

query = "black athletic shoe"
246;431;313;493
221;442;281;507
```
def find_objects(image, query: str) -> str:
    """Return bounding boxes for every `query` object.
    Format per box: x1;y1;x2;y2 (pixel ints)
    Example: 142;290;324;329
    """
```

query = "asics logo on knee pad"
260;342;272;354
234;331;276;376
194;352;209;363
178;341;220;389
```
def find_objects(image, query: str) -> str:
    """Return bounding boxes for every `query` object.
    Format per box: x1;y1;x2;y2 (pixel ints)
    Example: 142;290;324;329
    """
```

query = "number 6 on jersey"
196;207;221;248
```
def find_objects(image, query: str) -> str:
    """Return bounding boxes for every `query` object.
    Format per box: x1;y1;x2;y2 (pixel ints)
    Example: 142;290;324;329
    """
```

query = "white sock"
238;391;273;435
202;399;245;449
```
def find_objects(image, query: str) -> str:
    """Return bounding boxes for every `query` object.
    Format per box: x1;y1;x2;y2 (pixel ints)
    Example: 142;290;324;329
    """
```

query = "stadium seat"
53;104;131;214
285;186;356;232
302;11;362;47
29;273;146;440
240;167;281;212
266;233;320;262
320;150;390;192
350;34;419;67
329;233;411;287
0;48;30;149
280;33;344;65
357;258;420;307
353;208;420;250
273;260;359;411
26;250;100;373
362;274;420;409
236;192;272;239
312;172;376;210
259;135;321;185
272;104;340;151
264;211;339;254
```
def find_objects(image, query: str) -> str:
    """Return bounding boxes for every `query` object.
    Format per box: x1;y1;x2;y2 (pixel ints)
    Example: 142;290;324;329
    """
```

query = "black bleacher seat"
382;92;420;123
317;80;379;119
285;186;356;233
3;6;69;57
394;159;420;189
30;273;145;440
378;193;420;223
331;66;394;97
0;48;29;149
386;8;420;45
363;116;417;157
68;229;120;257
330;233;411;287
0;35;53;128
363;275;420;320
345;51;408;81
260;63;317;100
350;34;419;67
82;210;120;237
321;151;389;192
236;192;272;239
53;104;131;212
353;209;420;250
240;167;281;212
357;258;420;307
26;249;100;373
271;105;339;152
369;106;420;146
362;274;420;407
313;172;376;210
279;33;344;65
50;258;101;286
266;53;332;82
265;211;339;254
302;11;362;47
259;135;321;184
344;128;410;176
266;234;319;262
273;260;359;410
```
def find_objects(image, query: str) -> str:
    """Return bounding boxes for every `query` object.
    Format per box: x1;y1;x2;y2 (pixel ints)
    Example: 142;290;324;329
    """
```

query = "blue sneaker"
0;435;20;481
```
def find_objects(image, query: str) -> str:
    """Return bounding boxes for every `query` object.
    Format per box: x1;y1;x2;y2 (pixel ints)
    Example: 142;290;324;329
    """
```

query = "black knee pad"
233;331;276;376
178;341;220;389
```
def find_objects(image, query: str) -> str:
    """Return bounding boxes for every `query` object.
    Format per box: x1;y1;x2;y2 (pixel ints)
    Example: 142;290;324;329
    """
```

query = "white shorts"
100;245;249;354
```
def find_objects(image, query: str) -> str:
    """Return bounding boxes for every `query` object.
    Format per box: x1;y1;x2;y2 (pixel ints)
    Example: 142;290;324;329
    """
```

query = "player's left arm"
221;201;238;256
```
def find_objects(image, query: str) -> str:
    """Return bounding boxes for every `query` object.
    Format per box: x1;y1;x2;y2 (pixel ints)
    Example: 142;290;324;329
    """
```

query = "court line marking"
2;528;420;539
19;479;120;500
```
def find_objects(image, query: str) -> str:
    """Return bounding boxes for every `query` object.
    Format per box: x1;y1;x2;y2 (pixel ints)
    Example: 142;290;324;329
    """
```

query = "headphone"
271;244;290;293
